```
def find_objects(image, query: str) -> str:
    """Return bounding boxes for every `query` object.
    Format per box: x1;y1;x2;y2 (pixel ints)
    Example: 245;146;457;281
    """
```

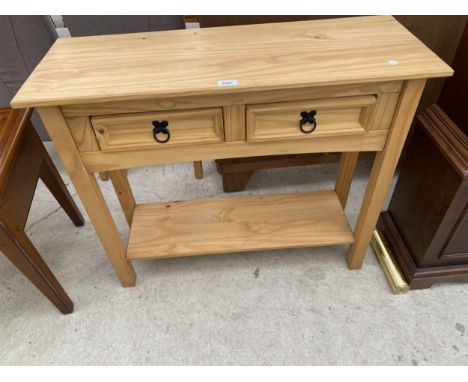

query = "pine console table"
11;16;452;287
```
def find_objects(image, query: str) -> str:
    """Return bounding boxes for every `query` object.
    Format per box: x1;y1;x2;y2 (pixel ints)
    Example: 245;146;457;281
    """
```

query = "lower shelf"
126;190;354;260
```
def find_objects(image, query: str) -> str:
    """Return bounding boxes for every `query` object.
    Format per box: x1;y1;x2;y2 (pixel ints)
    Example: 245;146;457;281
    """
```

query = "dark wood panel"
379;105;468;288
438;22;468;134
0;108;32;193
217;152;374;192
0;126;43;229
378;211;468;289
441;205;468;257
389;124;458;266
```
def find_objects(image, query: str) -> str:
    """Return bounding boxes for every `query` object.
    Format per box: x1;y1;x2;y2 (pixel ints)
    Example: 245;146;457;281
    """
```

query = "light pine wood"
368;93;400;131
246;95;376;142
223;105;246;141
11;17;451;109
80;130;389;172
36;106;136;287
193;161;203;179
66;117;109;186
60;81;403;118
126;190;354;260
9;17;451;285
66;117;100;152
109;170;136;226
91;108;224;151
335;152;359;208
346;79;427;269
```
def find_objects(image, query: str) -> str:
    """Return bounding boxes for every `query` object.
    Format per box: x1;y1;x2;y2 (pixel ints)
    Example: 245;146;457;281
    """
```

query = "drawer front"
91;108;224;151
246;95;377;142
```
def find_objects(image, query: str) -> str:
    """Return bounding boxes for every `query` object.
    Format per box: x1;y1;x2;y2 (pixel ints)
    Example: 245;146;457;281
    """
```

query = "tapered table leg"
0;222;74;314
109;170;136;227
346;79;426;269
193;161;203;179
335;152;359;208
38;107;136;287
36;127;85;227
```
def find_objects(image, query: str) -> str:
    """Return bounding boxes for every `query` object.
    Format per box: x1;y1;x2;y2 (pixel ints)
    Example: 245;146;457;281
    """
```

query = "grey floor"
0;144;467;365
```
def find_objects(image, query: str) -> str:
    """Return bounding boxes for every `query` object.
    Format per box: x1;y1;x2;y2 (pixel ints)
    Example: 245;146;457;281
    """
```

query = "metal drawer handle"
299;110;317;134
152;120;170;143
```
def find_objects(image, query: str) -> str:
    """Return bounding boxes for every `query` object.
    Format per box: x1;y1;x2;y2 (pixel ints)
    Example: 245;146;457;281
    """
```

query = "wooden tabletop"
11;16;453;109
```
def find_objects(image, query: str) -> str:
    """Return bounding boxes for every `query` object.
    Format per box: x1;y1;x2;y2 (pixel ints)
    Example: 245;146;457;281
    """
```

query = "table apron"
80;131;387;172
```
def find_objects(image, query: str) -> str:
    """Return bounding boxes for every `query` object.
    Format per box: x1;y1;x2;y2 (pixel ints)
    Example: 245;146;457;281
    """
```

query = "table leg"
0;222;74;314
38;107;136;287
346;79;426;269
335;152;359;208
222;170;253;192
38;128;85;227
109;170;136;227
193;161;203;179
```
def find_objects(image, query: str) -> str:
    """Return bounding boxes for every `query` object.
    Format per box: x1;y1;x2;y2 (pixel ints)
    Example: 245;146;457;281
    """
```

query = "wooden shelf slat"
127;190;354;260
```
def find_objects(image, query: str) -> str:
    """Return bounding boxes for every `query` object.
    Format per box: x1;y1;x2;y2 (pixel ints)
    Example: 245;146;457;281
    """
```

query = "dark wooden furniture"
377;22;468;289
204;16;467;192
217;152;374;192
438;22;468;136
377;105;467;289
0;107;84;313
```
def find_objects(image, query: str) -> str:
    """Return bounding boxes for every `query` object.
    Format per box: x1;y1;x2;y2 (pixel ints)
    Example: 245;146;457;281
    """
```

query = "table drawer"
91;108;224;151
246;95;377;142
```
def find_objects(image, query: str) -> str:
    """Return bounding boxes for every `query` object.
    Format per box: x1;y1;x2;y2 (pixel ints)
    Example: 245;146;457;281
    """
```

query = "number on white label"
217;79;238;87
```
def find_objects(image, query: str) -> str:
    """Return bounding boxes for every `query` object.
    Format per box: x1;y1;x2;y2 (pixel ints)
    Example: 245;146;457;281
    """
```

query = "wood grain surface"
0;108;32;193
246;95;376;142
66;117;100;152
11;16;452;108
127;190;354;260
91;108;224;151
80;130;389;172
60;81;403;118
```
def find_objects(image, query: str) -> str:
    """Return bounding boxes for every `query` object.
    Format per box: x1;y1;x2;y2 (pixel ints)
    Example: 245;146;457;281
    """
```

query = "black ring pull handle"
299;110;317;134
152;120;170;143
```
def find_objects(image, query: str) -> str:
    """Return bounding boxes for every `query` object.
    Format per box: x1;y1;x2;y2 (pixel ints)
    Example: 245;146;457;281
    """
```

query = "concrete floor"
0;144;467;365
